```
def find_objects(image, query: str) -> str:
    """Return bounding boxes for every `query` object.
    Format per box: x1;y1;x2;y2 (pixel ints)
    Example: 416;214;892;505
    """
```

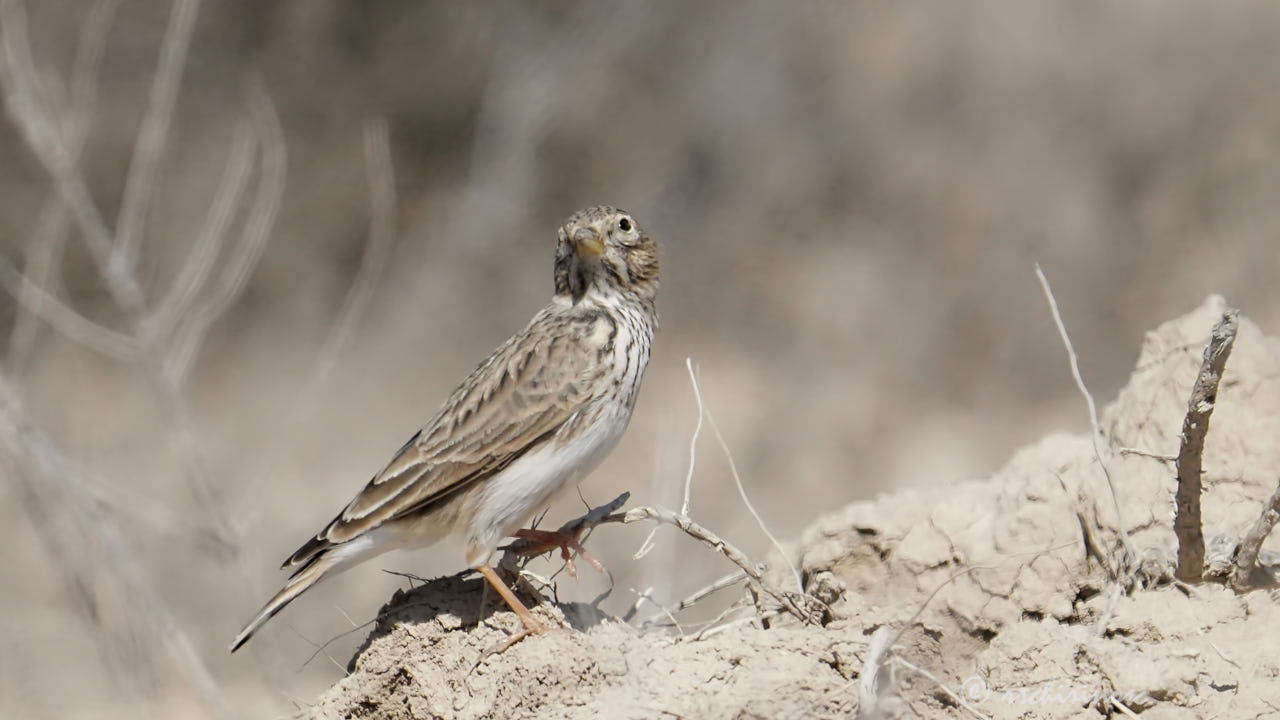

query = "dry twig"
607;505;821;625
1229;477;1280;591
1118;447;1176;463
1174;308;1238;582
649;569;748;624
681;357;705;516
502;490;822;626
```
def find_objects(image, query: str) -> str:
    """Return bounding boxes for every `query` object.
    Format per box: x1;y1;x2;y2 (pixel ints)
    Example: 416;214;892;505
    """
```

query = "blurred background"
3;1;1280;717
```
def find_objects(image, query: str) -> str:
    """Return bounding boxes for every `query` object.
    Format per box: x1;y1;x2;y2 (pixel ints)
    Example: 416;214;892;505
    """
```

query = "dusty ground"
304;296;1280;719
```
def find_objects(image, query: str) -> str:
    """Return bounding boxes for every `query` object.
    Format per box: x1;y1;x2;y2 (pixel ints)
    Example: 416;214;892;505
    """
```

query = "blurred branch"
6;204;70;372
164;83;285;385
307;116;397;381
0;6;280;712
113;0;200;279
2;0;283;557
0;0;145;314
64;0;117;145
143;118;255;343
0;256;137;359
4;0;117;372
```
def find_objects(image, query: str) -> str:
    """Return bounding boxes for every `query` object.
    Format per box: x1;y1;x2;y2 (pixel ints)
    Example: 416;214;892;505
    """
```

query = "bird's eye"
618;217;633;232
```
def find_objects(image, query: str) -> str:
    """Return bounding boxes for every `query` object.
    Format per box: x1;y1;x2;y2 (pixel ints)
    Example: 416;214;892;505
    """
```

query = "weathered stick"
1229;478;1280;591
1174;309;1239;582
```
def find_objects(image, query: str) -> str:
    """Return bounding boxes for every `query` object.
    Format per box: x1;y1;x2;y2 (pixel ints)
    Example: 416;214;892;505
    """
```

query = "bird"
230;205;659;652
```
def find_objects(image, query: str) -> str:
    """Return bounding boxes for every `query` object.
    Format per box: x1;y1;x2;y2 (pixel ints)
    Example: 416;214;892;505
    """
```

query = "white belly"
463;404;631;565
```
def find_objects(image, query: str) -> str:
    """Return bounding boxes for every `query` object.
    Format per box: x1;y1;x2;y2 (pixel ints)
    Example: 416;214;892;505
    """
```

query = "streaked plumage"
231;206;658;652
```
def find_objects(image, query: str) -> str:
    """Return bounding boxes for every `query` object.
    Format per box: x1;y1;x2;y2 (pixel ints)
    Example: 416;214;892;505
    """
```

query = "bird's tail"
229;551;338;653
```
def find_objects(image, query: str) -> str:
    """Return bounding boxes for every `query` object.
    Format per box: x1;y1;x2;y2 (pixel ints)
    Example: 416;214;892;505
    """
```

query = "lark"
231;206;658;652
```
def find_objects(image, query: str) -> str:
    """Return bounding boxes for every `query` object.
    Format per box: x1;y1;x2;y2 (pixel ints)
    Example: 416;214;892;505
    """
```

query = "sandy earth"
304;296;1280;719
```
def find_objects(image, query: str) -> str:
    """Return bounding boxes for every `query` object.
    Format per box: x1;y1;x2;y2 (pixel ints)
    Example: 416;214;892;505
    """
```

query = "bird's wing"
283;309;610;570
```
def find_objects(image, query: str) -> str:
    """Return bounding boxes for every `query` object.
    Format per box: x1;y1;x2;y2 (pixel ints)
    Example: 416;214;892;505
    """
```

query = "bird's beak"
572;226;605;259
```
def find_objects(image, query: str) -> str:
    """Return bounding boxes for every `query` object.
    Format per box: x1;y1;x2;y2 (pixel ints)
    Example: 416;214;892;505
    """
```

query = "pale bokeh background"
3;1;1280;717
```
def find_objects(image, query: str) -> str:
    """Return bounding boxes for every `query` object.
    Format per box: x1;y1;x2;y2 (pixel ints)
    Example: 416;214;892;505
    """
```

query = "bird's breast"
464;400;634;562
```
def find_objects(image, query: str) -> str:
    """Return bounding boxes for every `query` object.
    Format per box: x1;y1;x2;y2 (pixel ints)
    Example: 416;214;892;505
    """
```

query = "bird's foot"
474;564;549;657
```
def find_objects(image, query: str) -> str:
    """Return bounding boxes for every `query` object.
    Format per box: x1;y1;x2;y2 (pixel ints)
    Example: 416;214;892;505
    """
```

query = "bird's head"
554;205;659;306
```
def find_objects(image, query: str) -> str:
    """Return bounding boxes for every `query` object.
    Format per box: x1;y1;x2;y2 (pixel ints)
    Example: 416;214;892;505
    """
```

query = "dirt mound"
308;296;1280;719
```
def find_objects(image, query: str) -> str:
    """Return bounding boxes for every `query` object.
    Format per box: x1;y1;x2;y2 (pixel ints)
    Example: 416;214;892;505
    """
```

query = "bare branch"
1174;308;1238;582
652;569;747;623
607;505;821;625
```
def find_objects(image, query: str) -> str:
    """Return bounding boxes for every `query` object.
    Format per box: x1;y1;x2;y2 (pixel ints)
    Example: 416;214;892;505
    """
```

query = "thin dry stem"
1118;447;1176;463
645;569;748;625
1035;264;1135;568
700;376;803;594
628;587;683;633
681;356;705;516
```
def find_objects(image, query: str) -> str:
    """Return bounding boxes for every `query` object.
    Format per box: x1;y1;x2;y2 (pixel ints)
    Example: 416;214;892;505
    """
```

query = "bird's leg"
477;563;547;639
513;526;605;578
